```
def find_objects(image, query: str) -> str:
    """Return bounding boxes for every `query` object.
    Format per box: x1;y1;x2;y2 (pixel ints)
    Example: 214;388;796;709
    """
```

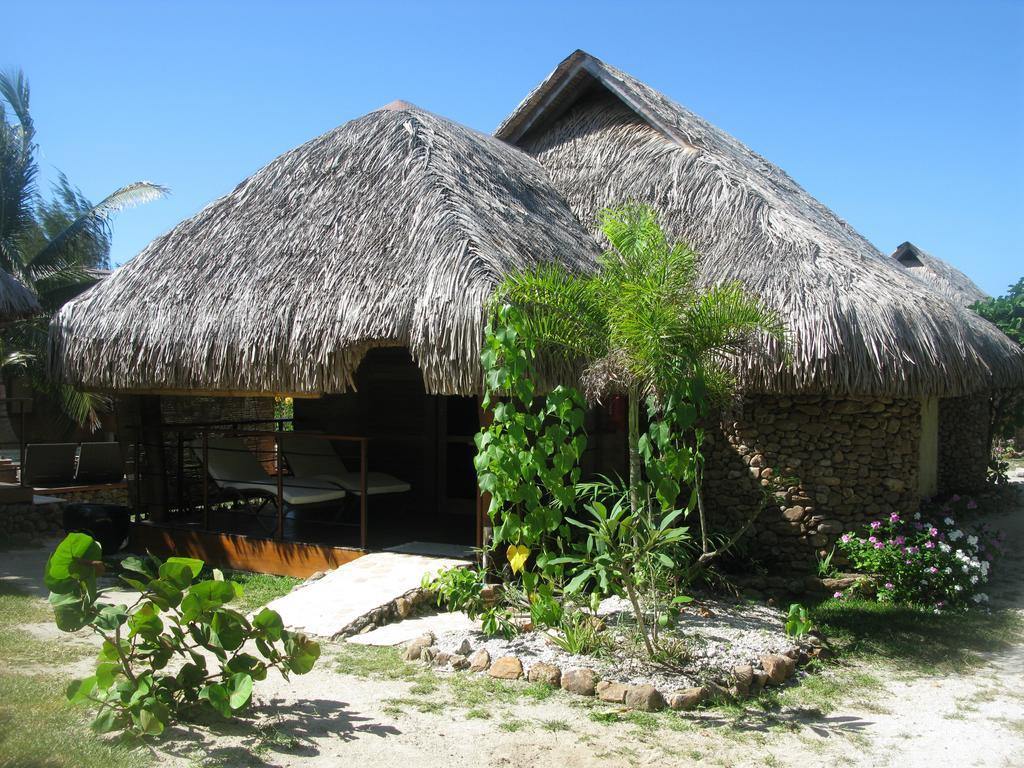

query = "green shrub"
45;533;320;736
835;502;1001;610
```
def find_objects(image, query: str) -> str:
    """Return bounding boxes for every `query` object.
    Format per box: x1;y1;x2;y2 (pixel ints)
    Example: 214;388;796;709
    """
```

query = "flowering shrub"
836;497;1003;610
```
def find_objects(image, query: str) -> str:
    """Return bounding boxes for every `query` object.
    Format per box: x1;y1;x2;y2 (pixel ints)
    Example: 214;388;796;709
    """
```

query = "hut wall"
701;395;921;580
937;394;991;495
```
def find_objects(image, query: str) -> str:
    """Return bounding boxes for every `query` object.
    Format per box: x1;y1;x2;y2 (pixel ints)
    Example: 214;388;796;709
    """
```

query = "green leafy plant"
549;478;692;657
987;457;1010;486
785;603;812;638
45;533;320;736
546;611;612;656
422;566;518;638
816;548;838;578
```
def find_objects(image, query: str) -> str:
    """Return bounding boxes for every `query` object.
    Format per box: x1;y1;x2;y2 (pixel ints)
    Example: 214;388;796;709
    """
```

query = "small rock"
457;638;472;657
761;654;797;685
403;635;433;661
596;681;629;703
561;668;598;696
488;656;523;680
468;649;491;673
624;684;666;712
703;681;734;703
450;654;470;670
751;670;769;695
732;664;754;696
394;597;413;618
433;652;451;667
668;687;706;711
527;662;561;686
480;584;501;606
358;622;376;634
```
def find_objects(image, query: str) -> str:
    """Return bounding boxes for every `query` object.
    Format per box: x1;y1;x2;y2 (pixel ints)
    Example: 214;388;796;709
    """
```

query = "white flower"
970;575;979;584
972;593;989;603
914;512;921;520
954;584;963;592
949;530;963;542
939;542;952;553
943;567;952;575
967;535;978;547
944;517;955;526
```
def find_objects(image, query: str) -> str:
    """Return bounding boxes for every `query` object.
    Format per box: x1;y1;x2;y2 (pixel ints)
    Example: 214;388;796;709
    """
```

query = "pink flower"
951;494;961;502
890;512;901;523
914;523;924;530
870;521;882;530
928;566;938;573
967;500;978;510
840;533;851;544
874;542;885;549
868;536;878;543
894;535;906;546
884;582;894;590
929;527;939;537
833;591;844;599
925;541;935;549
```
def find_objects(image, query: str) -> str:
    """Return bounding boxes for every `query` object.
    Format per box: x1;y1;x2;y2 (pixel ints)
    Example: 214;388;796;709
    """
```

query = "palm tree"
0;69;166;429
497;203;786;526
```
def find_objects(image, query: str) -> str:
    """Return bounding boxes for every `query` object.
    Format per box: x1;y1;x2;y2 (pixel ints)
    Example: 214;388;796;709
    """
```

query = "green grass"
0;672;149;768
810;598;1024;674
334;643;436;683
220;570;301;614
0;583;96;667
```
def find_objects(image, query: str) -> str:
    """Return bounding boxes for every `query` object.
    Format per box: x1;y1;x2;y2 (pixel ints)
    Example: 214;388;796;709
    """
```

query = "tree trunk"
627;389;642;518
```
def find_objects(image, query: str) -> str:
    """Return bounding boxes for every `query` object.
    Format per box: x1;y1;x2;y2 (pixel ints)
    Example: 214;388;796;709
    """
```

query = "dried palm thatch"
891;241;988;307
497;50;1024;397
49;102;600;395
0;269;40;320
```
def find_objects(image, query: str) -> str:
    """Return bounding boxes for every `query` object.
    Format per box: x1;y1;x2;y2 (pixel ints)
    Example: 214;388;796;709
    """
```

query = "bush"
45;533;320;736
835;502;1002;610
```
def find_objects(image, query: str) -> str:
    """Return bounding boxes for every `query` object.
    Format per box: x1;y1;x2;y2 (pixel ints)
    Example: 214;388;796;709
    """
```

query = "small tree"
972;278;1024;443
497;204;784;550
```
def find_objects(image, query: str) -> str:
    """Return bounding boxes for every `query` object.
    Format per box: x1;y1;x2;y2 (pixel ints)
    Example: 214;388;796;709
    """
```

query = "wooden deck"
130;520;365;577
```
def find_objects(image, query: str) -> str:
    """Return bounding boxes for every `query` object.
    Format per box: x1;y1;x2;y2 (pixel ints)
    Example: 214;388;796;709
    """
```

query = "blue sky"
6;1;1022;295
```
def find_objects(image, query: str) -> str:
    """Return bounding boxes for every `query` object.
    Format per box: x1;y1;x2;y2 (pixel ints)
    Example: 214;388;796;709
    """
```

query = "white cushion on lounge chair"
190;437;346;506
281;434;411;496
312;472;412;496
217;477;347;505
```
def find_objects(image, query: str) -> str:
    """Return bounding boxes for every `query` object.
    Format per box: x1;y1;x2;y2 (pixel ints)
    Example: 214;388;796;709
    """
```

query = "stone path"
266;552;470;638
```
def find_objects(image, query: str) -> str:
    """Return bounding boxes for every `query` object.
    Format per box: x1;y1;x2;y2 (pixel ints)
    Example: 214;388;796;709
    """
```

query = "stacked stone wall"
702;395;921;575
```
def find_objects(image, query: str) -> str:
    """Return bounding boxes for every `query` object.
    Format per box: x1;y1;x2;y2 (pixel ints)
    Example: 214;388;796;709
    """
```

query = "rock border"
401;631;832;712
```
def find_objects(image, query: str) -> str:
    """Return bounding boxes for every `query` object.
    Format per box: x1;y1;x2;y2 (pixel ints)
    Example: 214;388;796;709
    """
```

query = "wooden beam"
95;388;323;399
129;522;364;577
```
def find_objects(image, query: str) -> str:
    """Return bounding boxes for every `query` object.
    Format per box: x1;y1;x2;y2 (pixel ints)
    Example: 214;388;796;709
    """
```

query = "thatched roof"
49;102;600;396
891;241;988;307
497;50;1024;397
0;269;40;321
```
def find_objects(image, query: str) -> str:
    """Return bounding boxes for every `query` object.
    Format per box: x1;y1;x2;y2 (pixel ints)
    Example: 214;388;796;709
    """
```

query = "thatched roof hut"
0;269;40;320
496;50;1024;397
891;241;988;307
49;102;600;396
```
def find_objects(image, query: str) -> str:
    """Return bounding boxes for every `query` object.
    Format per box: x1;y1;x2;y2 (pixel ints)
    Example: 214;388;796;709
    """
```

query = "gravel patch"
432;594;797;690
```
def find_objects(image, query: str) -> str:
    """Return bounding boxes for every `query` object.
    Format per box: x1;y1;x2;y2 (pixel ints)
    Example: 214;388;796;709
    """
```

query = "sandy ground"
3;486;1023;768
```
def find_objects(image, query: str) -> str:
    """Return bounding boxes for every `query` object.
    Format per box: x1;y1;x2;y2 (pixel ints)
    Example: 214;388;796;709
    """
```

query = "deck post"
275;433;284;541
359;438;367;550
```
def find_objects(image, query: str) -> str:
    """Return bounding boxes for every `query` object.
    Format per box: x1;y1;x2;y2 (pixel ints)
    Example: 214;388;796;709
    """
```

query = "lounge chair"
23;443;77;487
189;437;347;506
280;434;411;496
76;442;126;484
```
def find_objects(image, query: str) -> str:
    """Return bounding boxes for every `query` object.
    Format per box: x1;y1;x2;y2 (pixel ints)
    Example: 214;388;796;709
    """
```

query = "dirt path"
4;485;1022;768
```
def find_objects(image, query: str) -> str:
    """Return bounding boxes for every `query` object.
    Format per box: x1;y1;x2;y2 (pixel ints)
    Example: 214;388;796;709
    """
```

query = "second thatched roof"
891;241;989;307
497;50;1024;397
49;101;600;396
0;269;40;321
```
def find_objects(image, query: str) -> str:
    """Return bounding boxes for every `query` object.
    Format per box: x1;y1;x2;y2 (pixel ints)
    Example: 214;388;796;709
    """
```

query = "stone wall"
937;395;990;495
702;395;921;576
0;500;63;544
46;485;131;507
